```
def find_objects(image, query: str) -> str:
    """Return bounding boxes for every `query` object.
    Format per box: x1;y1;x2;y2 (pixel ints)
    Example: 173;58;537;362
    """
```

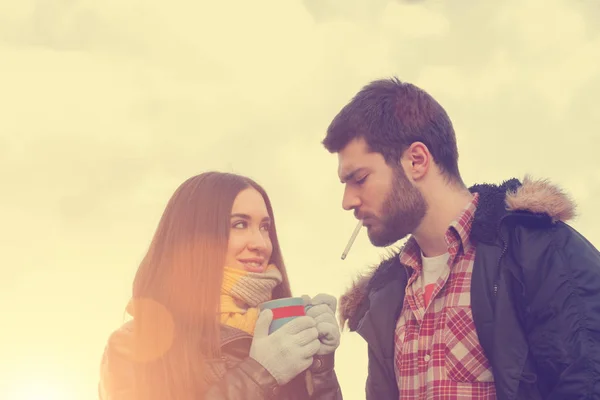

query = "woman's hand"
249;310;320;385
304;294;341;355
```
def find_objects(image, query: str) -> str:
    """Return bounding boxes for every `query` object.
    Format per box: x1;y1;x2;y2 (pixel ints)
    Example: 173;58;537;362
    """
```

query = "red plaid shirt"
394;193;496;399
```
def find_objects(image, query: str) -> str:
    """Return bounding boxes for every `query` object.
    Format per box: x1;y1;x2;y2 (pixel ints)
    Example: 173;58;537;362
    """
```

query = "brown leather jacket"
99;322;343;400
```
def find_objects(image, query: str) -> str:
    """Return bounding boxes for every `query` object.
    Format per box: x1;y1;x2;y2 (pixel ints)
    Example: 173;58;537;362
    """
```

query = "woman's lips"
239;261;266;272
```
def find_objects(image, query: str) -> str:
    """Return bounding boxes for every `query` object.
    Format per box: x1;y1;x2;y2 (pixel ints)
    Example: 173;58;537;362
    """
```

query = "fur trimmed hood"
338;176;577;330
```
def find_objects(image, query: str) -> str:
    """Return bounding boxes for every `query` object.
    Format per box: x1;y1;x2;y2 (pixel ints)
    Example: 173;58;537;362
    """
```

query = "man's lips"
360;216;373;226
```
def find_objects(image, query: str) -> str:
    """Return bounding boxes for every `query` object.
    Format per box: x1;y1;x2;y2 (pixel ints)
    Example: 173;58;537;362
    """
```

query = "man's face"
337;138;427;247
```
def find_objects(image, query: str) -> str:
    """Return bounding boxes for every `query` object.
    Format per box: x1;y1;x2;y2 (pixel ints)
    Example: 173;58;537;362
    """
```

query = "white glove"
249;309;321;385
303;293;341;355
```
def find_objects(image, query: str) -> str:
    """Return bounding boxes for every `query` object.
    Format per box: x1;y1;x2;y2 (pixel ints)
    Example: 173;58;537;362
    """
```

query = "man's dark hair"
323;77;462;184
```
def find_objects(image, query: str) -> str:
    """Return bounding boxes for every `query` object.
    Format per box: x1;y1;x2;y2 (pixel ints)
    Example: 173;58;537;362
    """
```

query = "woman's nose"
247;230;267;250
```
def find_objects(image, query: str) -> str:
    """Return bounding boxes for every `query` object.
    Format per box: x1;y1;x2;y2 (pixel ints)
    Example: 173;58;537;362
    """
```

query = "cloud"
0;1;599;399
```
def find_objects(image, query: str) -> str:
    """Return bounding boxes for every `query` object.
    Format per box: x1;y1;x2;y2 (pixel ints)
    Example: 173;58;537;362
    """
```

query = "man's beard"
367;168;427;247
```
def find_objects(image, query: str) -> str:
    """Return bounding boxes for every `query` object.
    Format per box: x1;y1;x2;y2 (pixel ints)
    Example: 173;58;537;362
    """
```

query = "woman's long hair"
129;172;292;399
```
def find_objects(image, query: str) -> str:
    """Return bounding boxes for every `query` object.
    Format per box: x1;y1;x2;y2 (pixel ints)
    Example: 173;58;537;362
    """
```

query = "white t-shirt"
421;252;449;307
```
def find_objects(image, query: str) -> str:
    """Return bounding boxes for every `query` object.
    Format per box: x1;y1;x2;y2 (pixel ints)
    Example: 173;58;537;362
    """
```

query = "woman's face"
225;187;273;273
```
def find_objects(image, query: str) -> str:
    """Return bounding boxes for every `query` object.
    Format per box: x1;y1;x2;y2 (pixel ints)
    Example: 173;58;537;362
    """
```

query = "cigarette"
341;220;363;260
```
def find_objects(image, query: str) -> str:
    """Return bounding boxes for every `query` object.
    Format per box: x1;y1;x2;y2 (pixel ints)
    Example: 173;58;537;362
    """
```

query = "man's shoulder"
470;175;578;243
549;222;599;258
498;175;589;270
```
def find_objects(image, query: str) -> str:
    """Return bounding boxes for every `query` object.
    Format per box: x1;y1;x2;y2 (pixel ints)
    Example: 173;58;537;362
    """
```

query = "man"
322;77;600;399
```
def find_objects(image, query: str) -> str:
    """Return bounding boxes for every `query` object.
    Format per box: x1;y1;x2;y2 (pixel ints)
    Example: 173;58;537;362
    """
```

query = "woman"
99;172;343;399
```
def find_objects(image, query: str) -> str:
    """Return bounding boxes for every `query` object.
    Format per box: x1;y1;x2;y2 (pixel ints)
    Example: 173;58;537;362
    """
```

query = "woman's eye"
232;221;247;229
260;224;271;232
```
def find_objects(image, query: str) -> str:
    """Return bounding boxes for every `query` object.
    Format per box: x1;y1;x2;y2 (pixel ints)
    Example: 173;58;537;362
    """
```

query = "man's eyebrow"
340;168;364;184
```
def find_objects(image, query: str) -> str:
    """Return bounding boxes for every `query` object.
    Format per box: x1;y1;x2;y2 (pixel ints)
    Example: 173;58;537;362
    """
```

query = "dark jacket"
338;177;600;400
99;322;342;400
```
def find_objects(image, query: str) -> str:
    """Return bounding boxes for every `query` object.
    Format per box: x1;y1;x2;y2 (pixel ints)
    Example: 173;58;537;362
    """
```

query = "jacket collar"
338;176;577;331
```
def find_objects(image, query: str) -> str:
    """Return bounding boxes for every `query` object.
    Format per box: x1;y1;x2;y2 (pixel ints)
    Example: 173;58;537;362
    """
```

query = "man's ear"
402;142;430;181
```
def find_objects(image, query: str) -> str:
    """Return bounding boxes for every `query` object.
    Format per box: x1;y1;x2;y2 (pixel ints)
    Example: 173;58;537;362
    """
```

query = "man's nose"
342;186;361;211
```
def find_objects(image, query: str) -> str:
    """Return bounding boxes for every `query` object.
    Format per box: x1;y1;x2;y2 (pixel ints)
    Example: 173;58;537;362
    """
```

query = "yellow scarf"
219;264;282;334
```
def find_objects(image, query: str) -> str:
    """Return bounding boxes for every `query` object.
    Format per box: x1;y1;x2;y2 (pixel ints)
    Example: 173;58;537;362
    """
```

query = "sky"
1;0;599;399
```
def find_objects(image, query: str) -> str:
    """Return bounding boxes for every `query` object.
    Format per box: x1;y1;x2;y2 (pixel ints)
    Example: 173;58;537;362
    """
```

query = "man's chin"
367;231;398;247
367;227;406;247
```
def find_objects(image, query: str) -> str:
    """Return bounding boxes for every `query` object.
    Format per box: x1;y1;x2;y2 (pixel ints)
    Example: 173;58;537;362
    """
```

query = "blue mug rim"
258;296;304;311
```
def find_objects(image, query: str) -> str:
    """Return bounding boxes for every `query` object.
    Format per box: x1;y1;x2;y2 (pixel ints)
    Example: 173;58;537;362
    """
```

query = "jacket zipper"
493;215;510;297
493;243;508;296
493;211;546;298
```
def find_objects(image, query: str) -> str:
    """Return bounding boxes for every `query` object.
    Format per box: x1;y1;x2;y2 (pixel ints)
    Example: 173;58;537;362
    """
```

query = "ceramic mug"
258;297;311;335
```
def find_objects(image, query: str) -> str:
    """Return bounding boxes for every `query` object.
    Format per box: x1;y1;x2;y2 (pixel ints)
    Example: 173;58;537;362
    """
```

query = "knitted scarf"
220;264;282;334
